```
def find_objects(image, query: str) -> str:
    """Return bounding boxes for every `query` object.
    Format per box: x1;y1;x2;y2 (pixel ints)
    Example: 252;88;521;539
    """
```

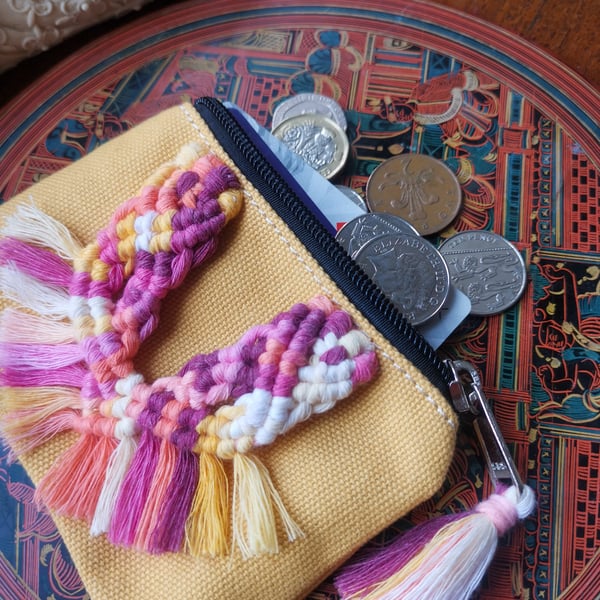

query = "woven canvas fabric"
0;102;457;599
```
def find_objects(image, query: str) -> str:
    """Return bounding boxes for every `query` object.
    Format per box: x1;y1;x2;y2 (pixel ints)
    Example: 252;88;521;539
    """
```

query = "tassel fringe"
90;435;137;536
335;485;536;600
186;452;230;557
232;453;304;559
133;439;178;551
108;430;161;547
0;309;75;344
36;432;118;522
150;449;199;553
0;201;83;260
0;265;71;319
0;387;79;456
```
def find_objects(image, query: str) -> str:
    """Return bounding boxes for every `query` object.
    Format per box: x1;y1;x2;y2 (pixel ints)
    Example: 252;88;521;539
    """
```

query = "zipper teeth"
195;97;452;393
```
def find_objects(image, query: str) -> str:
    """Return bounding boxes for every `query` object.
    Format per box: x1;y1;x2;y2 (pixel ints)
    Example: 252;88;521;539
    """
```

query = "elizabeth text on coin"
336;212;419;258
353;233;450;325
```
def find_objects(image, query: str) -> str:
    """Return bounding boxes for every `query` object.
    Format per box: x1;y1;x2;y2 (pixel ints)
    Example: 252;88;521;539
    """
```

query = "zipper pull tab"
445;359;523;491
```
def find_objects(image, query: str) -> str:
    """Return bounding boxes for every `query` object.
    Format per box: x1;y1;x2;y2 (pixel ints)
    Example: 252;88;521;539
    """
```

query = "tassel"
0;200;82;261
133;439;178;551
35;423;118;523
0;341;83;370
0;309;75;344
0;363;88;388
0;264;71;320
232;453;303;559
109;430;161;547
90;377;142;536
0;238;74;287
90;435;137;536
149;448;199;553
0;387;80;456
334;485;536;600
186;452;230;558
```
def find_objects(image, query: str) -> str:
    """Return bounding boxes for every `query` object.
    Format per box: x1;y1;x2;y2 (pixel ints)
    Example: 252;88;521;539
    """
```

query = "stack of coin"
271;93;350;180
271;101;529;321
336;215;527;321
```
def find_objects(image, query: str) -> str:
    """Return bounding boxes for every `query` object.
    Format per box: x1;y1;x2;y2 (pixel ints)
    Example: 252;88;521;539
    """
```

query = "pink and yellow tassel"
335;484;536;600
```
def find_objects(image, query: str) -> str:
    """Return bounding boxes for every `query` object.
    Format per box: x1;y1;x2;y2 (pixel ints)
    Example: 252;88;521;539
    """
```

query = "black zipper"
194;96;453;397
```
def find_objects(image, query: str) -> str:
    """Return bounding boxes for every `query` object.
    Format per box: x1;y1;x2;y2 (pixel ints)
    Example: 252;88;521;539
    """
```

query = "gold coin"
365;154;462;235
271;114;349;179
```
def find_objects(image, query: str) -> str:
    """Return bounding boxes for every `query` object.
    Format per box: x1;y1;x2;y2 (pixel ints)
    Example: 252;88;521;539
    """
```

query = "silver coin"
336;212;419;258
438;230;527;315
353;233;450;325
272;93;347;131
272;114;349;179
335;185;368;212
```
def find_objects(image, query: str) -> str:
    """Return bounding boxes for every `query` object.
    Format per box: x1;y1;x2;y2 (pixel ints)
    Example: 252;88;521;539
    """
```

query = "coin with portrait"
353;233;450;325
336;212;418;258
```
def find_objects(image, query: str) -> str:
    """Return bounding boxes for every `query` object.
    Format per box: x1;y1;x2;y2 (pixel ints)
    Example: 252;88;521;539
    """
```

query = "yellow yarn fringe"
1;386;79;415
186;452;230;558
232;453;303;559
0;386;79;454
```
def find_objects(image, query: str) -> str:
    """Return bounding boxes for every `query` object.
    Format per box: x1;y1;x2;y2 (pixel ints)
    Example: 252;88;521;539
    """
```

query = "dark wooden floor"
436;0;599;87
0;0;598;108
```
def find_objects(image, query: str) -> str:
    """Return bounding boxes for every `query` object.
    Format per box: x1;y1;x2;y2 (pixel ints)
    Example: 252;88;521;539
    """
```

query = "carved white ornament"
0;0;154;73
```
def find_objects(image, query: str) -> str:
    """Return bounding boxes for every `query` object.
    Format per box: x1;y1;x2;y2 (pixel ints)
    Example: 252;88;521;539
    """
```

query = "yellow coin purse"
0;99;463;599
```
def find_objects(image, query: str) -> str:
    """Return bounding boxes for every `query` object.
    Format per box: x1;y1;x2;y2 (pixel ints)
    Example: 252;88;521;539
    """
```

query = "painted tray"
1;1;599;598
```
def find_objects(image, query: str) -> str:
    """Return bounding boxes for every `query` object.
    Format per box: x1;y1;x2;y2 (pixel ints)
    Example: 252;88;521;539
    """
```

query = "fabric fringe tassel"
107;448;302;558
149;448;199;553
0;237;74;287
0;387;80;457
35;427;118;523
0;201;83;261
0;309;75;344
334;485;536;600
90;435;137;536
0;341;83;370
0;363;88;388
109;430;162;547
232;453;304;559
0;264;71;320
186;452;230;557
133;439;178;551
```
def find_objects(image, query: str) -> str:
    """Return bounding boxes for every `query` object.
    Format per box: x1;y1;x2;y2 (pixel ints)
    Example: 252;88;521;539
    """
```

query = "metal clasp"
446;359;523;491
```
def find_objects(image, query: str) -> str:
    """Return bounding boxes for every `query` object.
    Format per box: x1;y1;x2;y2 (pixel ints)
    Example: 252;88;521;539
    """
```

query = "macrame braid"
0;143;378;558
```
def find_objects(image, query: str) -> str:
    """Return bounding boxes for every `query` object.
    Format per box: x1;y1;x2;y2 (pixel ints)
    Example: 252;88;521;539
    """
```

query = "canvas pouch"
0;99;457;599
